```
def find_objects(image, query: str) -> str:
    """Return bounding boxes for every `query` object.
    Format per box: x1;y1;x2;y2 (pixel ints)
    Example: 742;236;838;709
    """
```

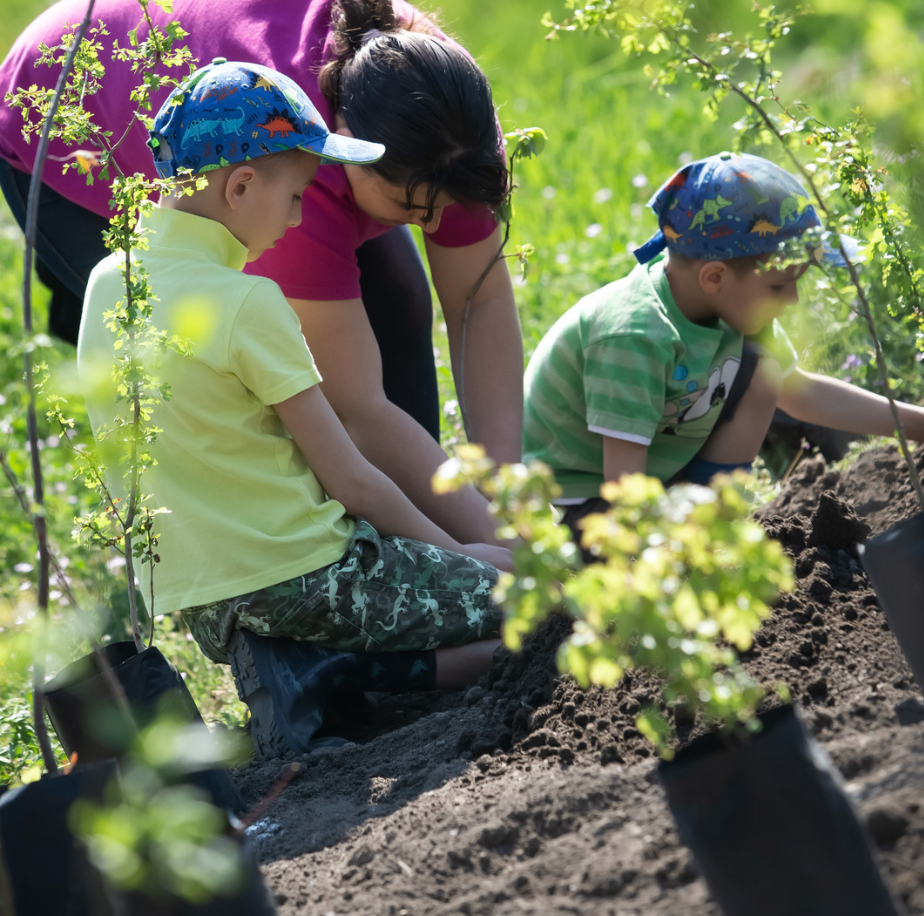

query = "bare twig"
236;762;301;832
0;452;80;608
781;439;808;484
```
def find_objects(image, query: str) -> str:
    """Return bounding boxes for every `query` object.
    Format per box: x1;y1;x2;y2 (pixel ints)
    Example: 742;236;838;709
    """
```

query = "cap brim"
303;133;385;166
815;232;861;268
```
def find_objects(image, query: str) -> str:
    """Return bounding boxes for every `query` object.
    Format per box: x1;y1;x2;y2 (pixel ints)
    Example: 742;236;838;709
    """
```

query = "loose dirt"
233;443;924;915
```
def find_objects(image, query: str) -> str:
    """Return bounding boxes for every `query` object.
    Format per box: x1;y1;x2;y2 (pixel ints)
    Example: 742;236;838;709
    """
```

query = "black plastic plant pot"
857;511;924;695
114;833;278;916
0;761;277;916
658;704;906;916
43;642;185;760
41;641;245;814
0;760;118;916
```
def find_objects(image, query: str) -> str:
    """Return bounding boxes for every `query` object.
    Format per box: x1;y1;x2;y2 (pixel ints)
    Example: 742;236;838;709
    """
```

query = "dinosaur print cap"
634;151;858;267
148;58;385;178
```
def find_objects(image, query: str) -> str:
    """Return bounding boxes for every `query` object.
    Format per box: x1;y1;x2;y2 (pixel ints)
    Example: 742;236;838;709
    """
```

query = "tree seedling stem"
21;0;99;776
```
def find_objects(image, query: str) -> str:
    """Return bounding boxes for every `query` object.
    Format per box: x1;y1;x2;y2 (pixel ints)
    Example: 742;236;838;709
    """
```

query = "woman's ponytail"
318;0;400;110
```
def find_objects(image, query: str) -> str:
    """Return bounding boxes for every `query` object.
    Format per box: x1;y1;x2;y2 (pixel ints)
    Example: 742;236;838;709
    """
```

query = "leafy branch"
8;0;196;650
12;0;101;776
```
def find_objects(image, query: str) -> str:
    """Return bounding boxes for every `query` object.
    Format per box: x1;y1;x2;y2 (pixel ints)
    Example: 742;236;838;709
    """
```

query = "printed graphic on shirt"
661;355;740;438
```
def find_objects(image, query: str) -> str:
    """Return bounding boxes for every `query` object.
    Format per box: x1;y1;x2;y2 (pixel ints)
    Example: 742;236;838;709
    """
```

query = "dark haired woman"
0;0;521;544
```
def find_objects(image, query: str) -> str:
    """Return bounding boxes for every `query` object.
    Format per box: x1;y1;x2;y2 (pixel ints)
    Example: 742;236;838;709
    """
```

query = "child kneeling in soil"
522;151;924;549
77;59;509;759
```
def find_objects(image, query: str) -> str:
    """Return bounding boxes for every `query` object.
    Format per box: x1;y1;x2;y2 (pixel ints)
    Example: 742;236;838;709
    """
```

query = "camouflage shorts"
181;520;503;663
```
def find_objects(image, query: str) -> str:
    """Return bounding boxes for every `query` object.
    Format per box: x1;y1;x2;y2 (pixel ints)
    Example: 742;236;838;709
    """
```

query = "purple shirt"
0;0;498;300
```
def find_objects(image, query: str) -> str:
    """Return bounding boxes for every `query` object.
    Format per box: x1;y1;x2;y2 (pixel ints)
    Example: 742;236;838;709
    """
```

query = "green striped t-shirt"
522;257;796;501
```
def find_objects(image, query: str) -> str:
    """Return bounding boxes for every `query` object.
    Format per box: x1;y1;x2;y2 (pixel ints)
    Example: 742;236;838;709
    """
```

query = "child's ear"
698;260;729;295
224;164;257;210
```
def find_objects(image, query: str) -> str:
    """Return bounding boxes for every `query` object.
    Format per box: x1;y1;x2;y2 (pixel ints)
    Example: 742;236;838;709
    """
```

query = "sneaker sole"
226;631;293;761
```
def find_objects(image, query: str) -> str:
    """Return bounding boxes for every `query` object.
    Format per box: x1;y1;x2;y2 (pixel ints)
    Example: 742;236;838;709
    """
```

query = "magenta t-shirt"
0;0;498;300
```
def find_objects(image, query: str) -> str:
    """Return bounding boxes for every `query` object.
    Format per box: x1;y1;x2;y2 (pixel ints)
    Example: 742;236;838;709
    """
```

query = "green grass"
1;0;922;782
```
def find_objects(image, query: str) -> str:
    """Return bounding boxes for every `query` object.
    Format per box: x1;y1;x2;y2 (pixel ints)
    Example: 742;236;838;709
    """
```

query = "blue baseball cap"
634;151;858;267
148;58;385;178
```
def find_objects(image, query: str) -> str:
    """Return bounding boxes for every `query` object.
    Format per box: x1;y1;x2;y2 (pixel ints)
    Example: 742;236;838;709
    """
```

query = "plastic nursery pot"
0;760;118;916
857;511;924;696
41;641;245;814
112;830;277;916
658;704;906;916
0;761;277;916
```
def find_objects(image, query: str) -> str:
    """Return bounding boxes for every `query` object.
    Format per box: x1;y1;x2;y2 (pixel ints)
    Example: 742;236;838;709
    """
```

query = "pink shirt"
0;0;498;300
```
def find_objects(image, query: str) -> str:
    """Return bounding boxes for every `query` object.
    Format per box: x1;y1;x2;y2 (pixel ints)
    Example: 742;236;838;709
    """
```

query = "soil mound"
235;444;924;915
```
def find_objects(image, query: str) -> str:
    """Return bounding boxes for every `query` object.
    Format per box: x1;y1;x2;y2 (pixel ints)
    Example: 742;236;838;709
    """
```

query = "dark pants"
357;225;440;441
0;163;441;441
0;160;109;344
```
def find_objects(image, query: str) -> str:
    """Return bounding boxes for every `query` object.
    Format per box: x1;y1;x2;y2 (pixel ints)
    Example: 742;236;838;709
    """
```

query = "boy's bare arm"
602;435;649;483
778;367;924;441
273;386;513;571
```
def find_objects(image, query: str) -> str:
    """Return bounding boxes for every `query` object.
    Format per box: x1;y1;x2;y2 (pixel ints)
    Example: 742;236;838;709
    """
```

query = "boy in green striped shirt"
523;152;924;547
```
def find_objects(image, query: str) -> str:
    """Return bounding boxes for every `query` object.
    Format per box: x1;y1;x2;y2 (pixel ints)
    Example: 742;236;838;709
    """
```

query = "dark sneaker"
226;630;436;760
226;629;302;759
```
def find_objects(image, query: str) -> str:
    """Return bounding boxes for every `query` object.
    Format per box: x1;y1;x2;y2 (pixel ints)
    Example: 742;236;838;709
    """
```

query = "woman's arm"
426;225;524;465
274;385;512;571
287;295;504;545
778;367;924;442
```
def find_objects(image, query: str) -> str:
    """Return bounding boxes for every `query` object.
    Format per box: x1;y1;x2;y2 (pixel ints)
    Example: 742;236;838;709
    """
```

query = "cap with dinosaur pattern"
148;58;384;178
633;151;857;267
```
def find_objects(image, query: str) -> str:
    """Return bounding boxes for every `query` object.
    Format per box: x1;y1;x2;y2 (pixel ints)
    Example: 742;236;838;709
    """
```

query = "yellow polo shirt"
78;206;354;613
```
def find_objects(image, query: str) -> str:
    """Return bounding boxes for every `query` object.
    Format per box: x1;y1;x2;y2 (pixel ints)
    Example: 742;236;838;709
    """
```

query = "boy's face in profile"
239;152;320;262
710;260;810;336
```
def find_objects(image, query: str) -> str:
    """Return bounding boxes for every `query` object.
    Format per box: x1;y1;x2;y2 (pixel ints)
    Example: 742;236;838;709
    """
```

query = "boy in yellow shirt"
78;59;510;758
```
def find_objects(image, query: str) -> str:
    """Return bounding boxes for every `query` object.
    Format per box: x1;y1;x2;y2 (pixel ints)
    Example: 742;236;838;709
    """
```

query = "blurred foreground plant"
69;713;249;905
435;446;794;758
0;3;254;910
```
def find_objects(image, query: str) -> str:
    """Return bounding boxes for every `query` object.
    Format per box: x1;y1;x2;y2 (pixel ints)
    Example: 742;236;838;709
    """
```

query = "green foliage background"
1;0;922;779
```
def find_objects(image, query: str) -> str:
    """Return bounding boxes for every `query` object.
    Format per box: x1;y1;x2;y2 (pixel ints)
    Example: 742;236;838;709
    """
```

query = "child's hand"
461;543;514;573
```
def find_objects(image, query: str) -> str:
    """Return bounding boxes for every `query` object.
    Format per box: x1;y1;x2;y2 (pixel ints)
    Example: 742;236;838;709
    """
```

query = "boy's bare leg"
698;356;783;466
435;639;502;689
